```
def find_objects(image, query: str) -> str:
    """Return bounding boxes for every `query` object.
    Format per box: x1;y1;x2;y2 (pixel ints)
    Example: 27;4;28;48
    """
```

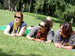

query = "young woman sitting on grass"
26;20;54;43
4;12;27;36
54;22;75;50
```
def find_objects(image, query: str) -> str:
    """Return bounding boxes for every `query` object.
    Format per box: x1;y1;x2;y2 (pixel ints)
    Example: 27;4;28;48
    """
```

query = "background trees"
0;0;75;23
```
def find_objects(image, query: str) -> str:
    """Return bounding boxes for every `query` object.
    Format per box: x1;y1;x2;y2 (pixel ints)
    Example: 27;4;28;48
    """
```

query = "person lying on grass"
54;22;75;50
4;12;27;36
26;20;54;43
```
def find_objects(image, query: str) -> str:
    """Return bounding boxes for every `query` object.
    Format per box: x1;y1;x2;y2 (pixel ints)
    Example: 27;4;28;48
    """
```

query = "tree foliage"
0;0;75;23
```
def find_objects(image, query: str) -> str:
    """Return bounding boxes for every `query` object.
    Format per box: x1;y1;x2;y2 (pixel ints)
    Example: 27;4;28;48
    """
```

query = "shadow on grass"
35;16;46;20
0;49;42;56
35;16;63;24
25;13;75;27
36;16;75;27
52;19;63;24
0;49;11;56
25;13;65;24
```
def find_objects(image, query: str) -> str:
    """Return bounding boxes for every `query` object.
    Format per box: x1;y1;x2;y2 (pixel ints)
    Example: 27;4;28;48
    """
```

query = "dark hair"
60;22;73;36
31;25;34;27
42;20;50;30
46;17;53;29
48;20;53;29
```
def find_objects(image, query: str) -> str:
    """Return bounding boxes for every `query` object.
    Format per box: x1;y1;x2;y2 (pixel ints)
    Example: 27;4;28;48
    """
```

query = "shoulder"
33;26;39;29
8;21;14;27
8;21;14;25
54;30;60;38
28;26;39;36
69;34;75;45
32;26;39;31
29;26;38;32
55;30;60;34
70;34;75;39
21;21;27;27
47;29;55;34
29;26;39;33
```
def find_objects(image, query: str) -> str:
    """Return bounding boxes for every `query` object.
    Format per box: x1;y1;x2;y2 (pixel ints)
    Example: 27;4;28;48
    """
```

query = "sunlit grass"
0;9;75;56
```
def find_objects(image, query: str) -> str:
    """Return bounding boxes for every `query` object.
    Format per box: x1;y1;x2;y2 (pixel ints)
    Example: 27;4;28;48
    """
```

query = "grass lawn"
0;9;75;56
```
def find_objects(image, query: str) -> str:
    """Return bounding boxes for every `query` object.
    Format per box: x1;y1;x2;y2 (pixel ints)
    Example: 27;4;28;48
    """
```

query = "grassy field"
0;9;75;56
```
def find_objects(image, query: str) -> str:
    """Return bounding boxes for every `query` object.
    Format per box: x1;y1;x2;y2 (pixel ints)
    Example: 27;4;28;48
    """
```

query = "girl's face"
14;14;22;23
60;25;67;38
39;22;47;33
60;25;63;34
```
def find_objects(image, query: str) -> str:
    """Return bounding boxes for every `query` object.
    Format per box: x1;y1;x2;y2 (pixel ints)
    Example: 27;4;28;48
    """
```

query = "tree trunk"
36;9;38;14
71;18;73;23
13;0;17;12
22;3;26;12
29;0;32;12
0;0;4;9
15;5;17;12
8;0;11;11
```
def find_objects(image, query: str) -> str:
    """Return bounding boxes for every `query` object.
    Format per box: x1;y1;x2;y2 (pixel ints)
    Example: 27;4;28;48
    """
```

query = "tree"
63;4;75;22
29;0;32;12
8;0;11;11
0;0;4;9
34;0;44;14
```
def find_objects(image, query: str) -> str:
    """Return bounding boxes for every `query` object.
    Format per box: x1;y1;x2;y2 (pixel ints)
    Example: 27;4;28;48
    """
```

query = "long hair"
60;22;73;36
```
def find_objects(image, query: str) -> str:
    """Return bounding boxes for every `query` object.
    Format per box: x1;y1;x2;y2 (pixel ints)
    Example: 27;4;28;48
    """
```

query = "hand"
58;44;63;48
31;38;35;41
35;39;41;42
10;33;16;36
41;41;44;42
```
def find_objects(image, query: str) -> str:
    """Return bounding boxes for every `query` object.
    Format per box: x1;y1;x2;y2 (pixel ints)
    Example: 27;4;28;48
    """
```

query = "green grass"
0;9;75;56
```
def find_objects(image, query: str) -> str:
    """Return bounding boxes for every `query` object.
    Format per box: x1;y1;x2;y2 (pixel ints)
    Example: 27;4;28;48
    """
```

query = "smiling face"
39;22;47;33
14;12;23;23
59;22;73;38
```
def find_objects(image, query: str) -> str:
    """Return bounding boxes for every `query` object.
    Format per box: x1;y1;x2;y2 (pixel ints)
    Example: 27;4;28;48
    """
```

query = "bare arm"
26;35;44;42
26;35;51;43
54;42;61;48
54;42;73;50
4;25;27;36
15;26;27;36
4;25;13;36
26;35;35;40
62;45;73;50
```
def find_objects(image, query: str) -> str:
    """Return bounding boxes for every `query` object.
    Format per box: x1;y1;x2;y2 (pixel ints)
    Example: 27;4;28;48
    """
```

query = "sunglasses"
14;16;21;19
39;24;45;28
